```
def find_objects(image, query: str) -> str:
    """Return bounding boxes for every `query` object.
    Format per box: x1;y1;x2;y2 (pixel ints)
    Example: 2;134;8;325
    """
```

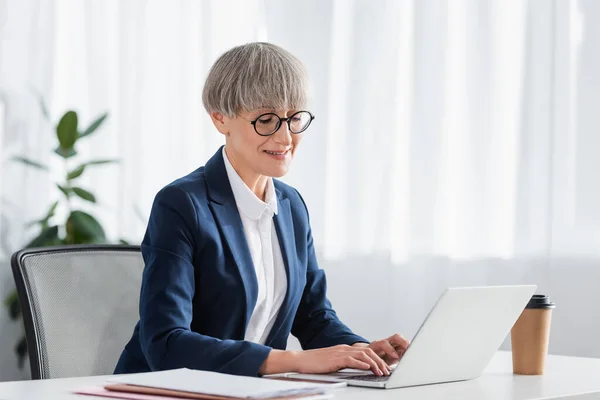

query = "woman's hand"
259;345;392;376
294;345;392;376
353;334;411;365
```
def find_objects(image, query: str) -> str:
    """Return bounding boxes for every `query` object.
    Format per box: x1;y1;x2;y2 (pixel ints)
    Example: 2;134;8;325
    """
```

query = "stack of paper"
75;368;342;400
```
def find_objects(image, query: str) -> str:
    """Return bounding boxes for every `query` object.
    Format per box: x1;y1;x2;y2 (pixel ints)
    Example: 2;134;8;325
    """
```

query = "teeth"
266;151;285;155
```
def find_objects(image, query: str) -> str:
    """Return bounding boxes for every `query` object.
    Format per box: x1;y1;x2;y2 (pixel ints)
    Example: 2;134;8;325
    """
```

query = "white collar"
222;147;278;220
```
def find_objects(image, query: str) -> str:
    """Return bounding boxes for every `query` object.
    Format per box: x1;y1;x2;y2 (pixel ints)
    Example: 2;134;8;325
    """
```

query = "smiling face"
202;42;311;181
211;109;303;178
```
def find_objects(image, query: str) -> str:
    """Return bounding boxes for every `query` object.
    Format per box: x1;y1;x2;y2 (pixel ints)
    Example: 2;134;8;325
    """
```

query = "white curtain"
1;0;599;263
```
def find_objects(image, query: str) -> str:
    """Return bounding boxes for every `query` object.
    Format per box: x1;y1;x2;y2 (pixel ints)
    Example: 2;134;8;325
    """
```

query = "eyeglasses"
249;111;315;136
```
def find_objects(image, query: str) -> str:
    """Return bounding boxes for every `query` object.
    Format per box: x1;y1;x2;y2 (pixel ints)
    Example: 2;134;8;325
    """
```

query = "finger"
367;340;387;358
355;351;384;376
371;349;391;375
365;348;391;375
371;340;400;362
397;348;406;360
341;356;371;371
365;343;394;370
388;334;410;351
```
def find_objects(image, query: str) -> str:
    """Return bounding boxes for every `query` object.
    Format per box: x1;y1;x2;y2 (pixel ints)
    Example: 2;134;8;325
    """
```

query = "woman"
115;42;408;377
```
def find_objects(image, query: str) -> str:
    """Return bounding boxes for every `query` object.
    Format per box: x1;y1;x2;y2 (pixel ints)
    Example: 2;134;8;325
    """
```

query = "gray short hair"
202;42;310;117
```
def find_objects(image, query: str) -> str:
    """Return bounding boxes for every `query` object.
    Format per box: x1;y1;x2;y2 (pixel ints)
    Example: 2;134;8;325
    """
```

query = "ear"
210;112;229;136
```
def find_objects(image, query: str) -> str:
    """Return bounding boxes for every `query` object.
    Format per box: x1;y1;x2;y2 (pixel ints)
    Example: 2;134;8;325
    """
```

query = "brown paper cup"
511;308;553;375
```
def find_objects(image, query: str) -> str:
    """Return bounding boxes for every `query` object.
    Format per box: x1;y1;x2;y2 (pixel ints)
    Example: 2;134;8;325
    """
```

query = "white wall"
2;256;599;382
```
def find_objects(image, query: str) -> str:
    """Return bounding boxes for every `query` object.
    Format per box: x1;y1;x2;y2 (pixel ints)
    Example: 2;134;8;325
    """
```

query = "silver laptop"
291;285;536;389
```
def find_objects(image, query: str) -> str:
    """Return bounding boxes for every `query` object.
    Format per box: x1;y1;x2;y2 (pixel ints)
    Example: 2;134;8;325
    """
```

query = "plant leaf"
56;110;78;150
83;159;120;167
79;112;108;139
9;300;20;320
72;187;96;203
67;159;119;180
67;211;106;244
118;239;130;245
28;200;60;228
11;156;48;171
25;219;42;228
67;165;85;180
45;200;59;220
16;335;27;370
25;225;59;248
3;290;18;308
54;146;77;159
27;201;60;229
6;291;20;320
57;184;72;198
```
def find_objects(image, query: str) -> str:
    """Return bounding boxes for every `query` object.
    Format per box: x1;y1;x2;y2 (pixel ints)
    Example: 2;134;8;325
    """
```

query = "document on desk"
76;385;333;400
105;368;339;399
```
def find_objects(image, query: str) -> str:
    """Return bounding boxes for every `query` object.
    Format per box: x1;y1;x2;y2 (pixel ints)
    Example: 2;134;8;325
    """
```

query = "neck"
224;146;269;201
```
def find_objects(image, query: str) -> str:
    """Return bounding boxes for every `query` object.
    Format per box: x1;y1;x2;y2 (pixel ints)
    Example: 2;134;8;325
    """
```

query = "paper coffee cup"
511;294;555;375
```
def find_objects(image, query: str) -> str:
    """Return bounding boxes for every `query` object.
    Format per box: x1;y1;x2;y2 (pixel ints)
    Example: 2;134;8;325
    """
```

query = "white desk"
1;352;599;400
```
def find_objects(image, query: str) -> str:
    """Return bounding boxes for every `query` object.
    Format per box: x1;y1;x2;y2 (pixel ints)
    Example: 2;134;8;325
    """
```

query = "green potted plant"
3;101;120;368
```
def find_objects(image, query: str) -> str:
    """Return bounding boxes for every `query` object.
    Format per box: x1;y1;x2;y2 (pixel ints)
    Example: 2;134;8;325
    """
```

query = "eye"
291;116;302;122
258;116;274;124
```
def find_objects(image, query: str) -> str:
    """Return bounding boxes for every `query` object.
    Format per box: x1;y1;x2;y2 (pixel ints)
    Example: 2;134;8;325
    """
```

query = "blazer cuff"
350;340;371;346
334;334;370;347
237;342;273;377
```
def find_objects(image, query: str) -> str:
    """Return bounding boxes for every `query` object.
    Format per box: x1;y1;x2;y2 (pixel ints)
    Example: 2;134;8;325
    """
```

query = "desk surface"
1;352;599;400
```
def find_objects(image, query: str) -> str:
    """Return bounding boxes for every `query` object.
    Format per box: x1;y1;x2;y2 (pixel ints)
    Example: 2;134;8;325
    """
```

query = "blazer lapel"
209;201;258;329
205;147;258;330
267;193;298;345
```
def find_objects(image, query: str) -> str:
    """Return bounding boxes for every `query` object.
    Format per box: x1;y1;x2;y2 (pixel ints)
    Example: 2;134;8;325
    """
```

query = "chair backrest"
11;245;144;379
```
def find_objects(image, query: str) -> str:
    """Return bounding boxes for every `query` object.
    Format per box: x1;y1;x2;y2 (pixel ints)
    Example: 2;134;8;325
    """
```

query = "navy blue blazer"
114;147;367;376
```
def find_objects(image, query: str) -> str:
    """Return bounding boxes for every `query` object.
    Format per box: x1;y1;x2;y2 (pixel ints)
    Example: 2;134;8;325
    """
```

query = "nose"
272;120;293;146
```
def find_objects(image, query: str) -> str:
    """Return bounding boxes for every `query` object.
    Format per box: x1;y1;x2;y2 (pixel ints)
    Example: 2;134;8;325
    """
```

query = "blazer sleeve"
138;186;271;376
290;191;369;349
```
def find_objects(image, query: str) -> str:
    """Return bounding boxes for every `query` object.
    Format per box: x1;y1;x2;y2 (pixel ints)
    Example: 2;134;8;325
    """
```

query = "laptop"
289;285;536;389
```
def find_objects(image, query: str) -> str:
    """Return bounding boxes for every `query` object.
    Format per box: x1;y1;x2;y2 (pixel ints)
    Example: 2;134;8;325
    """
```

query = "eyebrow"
255;109;300;116
255;108;277;114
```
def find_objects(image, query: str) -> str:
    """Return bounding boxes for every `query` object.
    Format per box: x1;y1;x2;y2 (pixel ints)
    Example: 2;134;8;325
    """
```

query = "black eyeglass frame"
249;111;315;136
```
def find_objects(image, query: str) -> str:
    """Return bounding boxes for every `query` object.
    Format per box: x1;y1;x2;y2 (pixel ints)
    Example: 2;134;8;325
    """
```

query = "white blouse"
222;148;288;345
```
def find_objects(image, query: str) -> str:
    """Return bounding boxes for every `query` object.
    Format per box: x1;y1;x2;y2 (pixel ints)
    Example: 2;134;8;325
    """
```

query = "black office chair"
11;245;144;379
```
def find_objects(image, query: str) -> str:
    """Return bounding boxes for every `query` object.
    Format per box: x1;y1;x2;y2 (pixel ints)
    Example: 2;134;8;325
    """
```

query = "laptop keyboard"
343;375;391;382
